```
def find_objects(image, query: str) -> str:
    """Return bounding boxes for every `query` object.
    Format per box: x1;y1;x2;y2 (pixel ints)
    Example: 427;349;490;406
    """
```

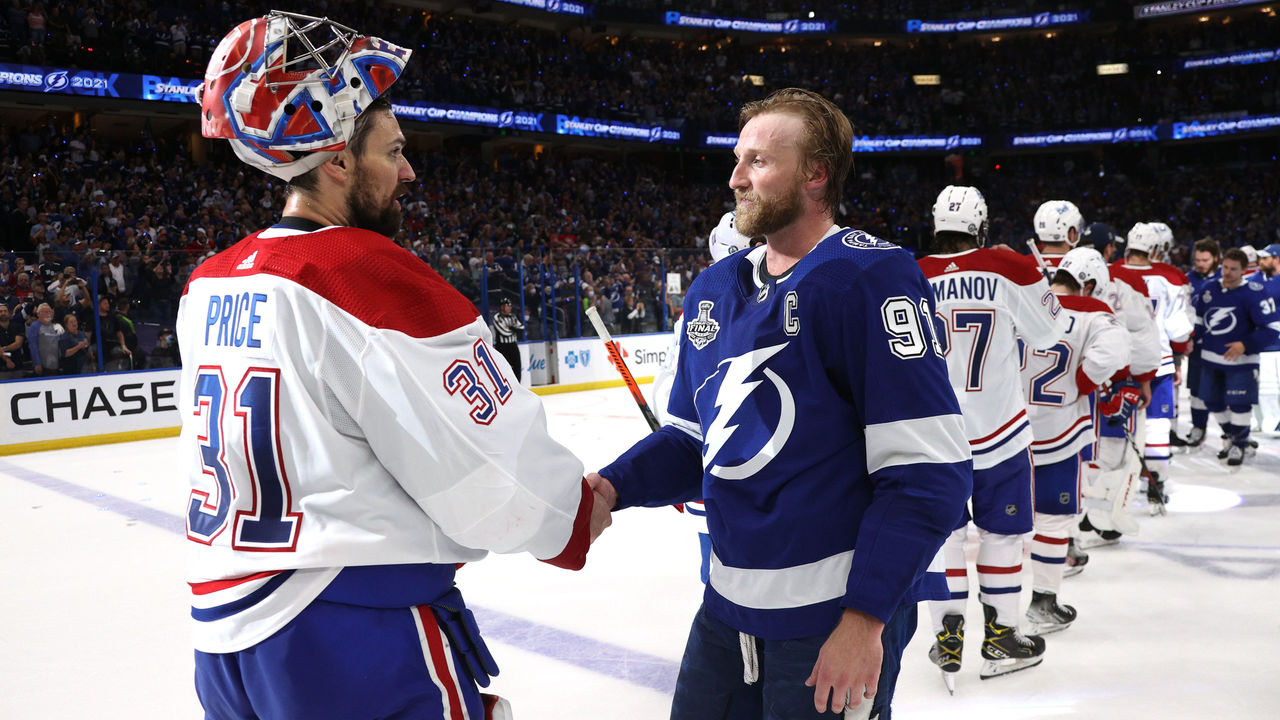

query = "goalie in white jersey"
183;13;610;719
1021;255;1130;634
919;186;1068;683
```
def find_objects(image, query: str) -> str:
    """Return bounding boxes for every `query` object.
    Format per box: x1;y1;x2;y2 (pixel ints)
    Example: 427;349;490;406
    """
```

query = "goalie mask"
708;211;752;264
1033;200;1084;246
199;10;411;180
932;185;988;246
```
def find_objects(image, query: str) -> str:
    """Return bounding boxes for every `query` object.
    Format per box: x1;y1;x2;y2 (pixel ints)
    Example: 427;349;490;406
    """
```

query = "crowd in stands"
1;0;1276;137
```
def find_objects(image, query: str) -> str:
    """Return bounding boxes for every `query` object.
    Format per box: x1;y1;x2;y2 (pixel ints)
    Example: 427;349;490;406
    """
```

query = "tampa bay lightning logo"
649;126;663;142
1205;307;1238;336
945;134;960;150
841;230;896;250
1034;12;1051;27
783;20;799;33
1112;128;1128;142
44;71;69;92
697;343;795;480
499;111;514;127
547;0;561;10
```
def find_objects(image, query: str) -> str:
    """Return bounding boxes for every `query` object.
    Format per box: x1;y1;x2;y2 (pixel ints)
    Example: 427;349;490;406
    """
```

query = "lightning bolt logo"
1206;307;1237;336
699;343;795;480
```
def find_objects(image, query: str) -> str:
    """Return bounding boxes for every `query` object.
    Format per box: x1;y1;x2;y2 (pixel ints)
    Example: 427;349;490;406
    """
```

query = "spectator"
58;313;90;374
25;301;61;375
0;303;26;375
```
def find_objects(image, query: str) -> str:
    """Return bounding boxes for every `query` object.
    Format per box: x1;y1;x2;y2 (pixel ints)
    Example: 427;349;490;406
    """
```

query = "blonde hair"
739;88;854;217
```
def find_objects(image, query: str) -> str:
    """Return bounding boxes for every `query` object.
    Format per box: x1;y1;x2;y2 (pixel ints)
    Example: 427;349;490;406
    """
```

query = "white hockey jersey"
1113;261;1193;377
177;224;590;653
1023;294;1130;465
1097;267;1162;383
919;249;1067;469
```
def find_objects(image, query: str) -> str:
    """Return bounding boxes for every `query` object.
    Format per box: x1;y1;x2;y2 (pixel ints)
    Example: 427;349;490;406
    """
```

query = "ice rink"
2;384;1278;719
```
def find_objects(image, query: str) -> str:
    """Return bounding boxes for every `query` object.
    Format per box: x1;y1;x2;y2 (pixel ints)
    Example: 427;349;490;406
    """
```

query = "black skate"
979;604;1045;679
1063;538;1089;578
1079;514;1122;545
1226;445;1245;466
1146;471;1168;516
1025;591;1077;634
1169;433;1188;448
928;614;964;695
1185;426;1206;448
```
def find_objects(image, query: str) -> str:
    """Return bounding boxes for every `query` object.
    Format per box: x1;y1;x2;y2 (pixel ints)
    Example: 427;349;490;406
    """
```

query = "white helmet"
708;211;751;264
1149;221;1174;258
1033;200;1084;246
1061;247;1111;297
199;11;411;180
932;185;988;245
1126;222;1161;256
1242;244;1259;266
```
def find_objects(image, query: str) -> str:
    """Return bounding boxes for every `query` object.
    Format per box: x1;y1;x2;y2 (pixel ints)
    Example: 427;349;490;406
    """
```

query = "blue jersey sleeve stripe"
864;413;969;473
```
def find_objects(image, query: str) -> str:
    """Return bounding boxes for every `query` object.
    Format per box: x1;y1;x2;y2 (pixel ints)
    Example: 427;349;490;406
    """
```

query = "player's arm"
1078;312;1131;396
1244;287;1280;354
1122;285;1162;384
839;251;972;623
323;310;598;569
1009;261;1069;351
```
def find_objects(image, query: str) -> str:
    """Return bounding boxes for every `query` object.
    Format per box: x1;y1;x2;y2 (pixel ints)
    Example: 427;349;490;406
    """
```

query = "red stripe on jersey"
1031;414;1091;447
189;570;283;595
184;226;479;339
976;564;1022;574
416;606;467;720
971;409;1028;445
1033;534;1070;546
1057;294;1113;314
945;568;968;577
918;247;1045;285
1110;265;1151;297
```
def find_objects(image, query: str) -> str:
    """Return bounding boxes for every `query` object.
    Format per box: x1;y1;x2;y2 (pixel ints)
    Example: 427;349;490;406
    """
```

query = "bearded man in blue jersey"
588;88;971;720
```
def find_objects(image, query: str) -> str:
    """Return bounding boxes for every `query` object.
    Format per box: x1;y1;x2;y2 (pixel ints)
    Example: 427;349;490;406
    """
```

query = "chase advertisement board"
0;369;181;450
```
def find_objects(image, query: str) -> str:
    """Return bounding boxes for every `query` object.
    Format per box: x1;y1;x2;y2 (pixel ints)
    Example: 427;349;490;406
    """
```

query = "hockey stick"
1025;237;1054;278
585;306;661;432
1119;423;1167;516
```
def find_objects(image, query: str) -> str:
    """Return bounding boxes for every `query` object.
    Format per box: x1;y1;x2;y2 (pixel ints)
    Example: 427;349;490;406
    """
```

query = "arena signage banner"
552;332;673;386
391;102;545;132
1134;0;1267;19
1171;114;1280;139
0;369;181;452
0;63;201;102
1177;48;1279;70
664;12;832;34
1008;125;1160;148
495;0;588;16
555;115;680;143
853;134;984;152
905;11;1084;33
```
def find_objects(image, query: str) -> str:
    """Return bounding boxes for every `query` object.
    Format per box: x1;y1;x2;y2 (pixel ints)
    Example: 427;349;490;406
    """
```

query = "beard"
348;164;406;238
734;176;805;238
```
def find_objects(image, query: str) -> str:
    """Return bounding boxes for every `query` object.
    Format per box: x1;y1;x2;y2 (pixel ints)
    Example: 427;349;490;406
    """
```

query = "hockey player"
1031;200;1085;269
1193;248;1280;465
1185;239;1223;446
184;13;610;719
1066;248;1162;541
589;88;971;720
919;185;1067;682
1112;223;1193;494
650;210;752;586
1251;245;1280;435
1021;254;1130;634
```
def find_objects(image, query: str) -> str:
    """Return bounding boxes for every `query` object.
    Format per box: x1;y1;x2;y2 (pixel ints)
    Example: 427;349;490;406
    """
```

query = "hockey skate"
927;614;964;695
1185;426;1206;448
1063;538;1088;578
979;604;1045;679
1146;471;1168;516
1078;514;1122;548
1025;591;1077;634
1226;445;1245;467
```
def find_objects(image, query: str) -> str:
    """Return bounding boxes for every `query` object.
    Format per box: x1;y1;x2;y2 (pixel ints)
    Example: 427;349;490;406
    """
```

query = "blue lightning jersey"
1193;278;1280;368
601;227;972;640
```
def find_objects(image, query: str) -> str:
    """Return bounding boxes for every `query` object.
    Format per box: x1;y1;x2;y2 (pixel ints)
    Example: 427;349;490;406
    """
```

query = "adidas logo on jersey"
945;262;960;272
236;251;258;271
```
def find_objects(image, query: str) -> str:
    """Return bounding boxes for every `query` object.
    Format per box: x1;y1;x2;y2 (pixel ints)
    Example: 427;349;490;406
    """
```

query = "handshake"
587;472;618;544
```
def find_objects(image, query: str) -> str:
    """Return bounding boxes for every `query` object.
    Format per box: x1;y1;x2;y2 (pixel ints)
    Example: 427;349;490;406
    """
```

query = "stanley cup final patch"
686;300;721;350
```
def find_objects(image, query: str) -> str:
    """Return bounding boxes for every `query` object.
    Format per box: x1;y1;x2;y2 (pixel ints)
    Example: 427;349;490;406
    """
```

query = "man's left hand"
805;608;884;715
